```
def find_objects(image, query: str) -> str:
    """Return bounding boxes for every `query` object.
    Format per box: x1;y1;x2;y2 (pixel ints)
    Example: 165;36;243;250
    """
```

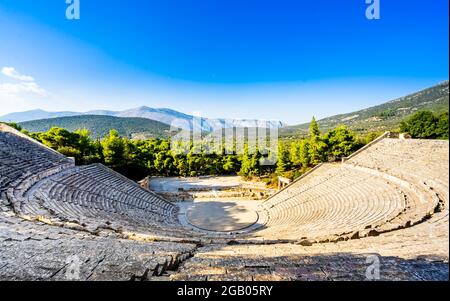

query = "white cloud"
0;66;47;97
1;67;34;82
0;82;47;97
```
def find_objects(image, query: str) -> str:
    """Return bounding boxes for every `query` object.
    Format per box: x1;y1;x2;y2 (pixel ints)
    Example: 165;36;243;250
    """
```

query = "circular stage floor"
183;199;260;232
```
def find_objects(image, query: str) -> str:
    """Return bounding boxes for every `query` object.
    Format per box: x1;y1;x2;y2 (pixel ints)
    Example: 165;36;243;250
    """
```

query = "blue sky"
0;0;448;124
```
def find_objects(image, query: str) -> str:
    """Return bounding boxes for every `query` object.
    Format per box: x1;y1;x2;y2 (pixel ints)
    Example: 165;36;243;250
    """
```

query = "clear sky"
0;0;448;124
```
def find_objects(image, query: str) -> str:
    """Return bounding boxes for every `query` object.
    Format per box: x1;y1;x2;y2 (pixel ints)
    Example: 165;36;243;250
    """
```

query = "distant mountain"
280;81;449;138
19;115;172;139
114;107;208;131
0;109;81;123
5;81;447;137
93;106;285;132
1;106;284;132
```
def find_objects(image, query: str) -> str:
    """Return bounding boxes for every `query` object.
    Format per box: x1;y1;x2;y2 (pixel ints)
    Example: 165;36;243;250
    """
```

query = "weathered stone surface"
170;243;448;281
0;212;197;281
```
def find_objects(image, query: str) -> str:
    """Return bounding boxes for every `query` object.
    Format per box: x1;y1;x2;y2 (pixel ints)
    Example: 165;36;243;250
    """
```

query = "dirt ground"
177;198;261;232
149;176;267;233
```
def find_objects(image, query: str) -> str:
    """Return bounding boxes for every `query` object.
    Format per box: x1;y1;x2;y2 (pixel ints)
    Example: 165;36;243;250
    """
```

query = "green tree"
307;117;328;164
73;128;100;163
290;140;311;168
152;140;174;176
323;125;359;159
39;127;79;150
436;112;449;139
223;155;239;174
399;110;448;139
309;117;320;139
57;146;81;159
309;137;327;165
101;129;125;166
75;128;91;151
276;141;291;175
90;139;104;163
35;127;92;162
174;155;189;176
298;140;311;168
289;141;301;167
239;145;261;177
363;132;382;144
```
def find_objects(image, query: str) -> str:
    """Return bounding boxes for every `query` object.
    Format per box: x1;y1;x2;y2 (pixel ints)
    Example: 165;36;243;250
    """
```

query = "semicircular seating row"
253;138;449;243
26;164;186;233
1;131;72;184
0;129;188;237
344;138;449;241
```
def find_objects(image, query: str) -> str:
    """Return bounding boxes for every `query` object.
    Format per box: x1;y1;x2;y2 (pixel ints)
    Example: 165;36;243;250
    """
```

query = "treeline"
2;110;447;182
2;119;369;181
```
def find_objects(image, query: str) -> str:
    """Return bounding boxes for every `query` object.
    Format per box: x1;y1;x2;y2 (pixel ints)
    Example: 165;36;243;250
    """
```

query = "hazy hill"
280;81;449;138
19;115;173;139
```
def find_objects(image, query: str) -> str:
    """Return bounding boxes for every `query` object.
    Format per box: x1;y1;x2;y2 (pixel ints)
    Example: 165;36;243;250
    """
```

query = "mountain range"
1;81;448;139
0;106;284;132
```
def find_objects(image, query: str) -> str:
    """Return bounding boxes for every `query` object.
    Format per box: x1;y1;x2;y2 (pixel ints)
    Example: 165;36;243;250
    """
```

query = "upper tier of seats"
0;125;183;237
344;138;449;243
0;127;74;201
345;138;449;206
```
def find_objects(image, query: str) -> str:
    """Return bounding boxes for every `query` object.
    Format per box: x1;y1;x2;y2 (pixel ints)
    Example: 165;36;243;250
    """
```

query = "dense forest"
2;110;448;186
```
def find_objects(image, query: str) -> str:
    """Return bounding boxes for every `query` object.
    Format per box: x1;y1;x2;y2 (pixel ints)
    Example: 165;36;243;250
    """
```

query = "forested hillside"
20;115;173;139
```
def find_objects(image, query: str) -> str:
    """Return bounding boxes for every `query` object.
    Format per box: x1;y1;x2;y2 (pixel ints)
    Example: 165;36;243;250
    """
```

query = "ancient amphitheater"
0;124;448;281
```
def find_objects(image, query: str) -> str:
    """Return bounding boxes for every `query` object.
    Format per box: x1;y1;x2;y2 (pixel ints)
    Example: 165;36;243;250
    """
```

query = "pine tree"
309;117;320;139
298;140;311;168
101;129;125;166
239;144;261;177
307;117;327;164
276;141;291;175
